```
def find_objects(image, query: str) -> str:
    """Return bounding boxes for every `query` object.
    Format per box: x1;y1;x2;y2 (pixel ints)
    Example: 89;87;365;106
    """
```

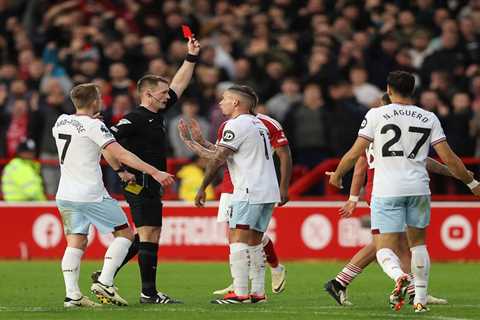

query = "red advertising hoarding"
1;202;479;260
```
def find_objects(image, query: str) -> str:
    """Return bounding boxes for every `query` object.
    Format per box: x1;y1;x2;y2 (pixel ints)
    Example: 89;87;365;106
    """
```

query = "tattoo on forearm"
201;161;223;189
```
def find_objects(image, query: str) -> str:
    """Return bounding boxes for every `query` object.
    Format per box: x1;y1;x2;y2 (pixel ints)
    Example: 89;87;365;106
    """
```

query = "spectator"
409;29;432;69
283;83;329;168
176;155;215;202
445;92;475;156
1;139;46;201
0;0;478;198
349;66;383;107
326;80;367;157
1;98;33;158
266;77;302;122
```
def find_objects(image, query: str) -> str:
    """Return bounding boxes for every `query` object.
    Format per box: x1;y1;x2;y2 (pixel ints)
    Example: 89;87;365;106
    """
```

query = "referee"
107;37;200;304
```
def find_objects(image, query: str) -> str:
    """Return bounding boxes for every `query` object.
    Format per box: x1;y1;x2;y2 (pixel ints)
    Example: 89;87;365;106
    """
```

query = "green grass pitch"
0;261;479;319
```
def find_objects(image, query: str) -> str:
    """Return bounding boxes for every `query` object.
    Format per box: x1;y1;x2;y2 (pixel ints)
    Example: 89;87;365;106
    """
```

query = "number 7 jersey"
52;114;116;202
358;103;446;197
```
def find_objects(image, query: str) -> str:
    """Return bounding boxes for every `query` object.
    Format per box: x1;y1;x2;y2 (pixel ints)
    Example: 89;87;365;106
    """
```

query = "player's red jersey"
217;114;289;193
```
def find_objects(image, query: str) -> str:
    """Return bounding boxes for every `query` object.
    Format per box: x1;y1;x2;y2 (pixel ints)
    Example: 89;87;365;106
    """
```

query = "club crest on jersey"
223;130;235;141
100;125;113;138
360;118;367;129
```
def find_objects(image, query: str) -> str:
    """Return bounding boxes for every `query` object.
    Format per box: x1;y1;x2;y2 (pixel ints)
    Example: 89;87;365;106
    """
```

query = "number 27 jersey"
358;104;446;197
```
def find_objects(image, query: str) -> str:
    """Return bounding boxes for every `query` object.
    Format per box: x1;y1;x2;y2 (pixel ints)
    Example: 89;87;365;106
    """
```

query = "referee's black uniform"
109;89;179;302
110;88;178;226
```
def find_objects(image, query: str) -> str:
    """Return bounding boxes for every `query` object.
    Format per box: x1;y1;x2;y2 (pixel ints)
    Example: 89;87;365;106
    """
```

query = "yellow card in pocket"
124;183;143;195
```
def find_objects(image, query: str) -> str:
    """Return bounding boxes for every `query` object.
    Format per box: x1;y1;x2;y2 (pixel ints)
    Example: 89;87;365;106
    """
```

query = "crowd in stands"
0;0;480;198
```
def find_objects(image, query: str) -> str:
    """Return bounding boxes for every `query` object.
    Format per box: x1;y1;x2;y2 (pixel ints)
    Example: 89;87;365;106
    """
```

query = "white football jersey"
53;114;116;202
358;104;446;197
218;114;280;204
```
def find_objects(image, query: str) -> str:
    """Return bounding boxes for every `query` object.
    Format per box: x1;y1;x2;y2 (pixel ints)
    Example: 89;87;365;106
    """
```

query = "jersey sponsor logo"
360;118;367;129
223;130;235;142
116;118;131;126
149;119;154;123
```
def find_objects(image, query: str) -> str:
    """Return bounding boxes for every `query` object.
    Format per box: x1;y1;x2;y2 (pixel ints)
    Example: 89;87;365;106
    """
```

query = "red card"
182;25;192;39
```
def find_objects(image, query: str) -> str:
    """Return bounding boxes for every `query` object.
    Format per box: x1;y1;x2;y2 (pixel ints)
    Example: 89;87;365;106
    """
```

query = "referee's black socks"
138;241;159;297
115;233;140;276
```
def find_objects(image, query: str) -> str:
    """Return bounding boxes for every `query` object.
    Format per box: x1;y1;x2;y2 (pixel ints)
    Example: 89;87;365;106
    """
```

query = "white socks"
98;237;132;286
249;244;266;295
411;245;430;305
229;243;250;296
62;247;84;299
376;248;407;281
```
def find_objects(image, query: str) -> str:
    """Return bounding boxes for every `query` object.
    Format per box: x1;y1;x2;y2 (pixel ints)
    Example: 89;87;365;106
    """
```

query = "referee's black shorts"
123;190;163;227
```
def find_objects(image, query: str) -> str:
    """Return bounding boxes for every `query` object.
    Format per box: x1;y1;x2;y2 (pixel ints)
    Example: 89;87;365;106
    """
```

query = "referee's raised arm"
169;37;201;98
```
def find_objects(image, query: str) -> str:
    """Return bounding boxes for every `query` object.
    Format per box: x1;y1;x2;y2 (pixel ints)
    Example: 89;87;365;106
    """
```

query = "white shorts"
57;197;129;235
217;193;233;222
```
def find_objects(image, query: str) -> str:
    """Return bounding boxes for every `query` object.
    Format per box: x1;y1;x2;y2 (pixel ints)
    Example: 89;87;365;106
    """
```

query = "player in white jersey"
178;85;281;304
325;94;450;307
327;71;480;313
53;83;174;308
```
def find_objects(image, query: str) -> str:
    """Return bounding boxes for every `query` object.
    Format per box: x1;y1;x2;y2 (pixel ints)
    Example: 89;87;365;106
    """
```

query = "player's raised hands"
188;118;205;144
339;200;357;218
178;119;192;142
151;171;175;187
326;171;343;189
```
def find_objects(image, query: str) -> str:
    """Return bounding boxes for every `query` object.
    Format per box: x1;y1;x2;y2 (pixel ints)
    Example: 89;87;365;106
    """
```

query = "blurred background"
0;0;480;201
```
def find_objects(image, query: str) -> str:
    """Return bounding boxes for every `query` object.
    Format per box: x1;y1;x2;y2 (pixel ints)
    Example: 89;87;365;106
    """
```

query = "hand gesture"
195;189;206;207
188;118;205;143
187;37;201;56
151;171;175;187
277;186;289;207
339;200;357;218
326;171;343;189
118;171;136;184
178;119;192;142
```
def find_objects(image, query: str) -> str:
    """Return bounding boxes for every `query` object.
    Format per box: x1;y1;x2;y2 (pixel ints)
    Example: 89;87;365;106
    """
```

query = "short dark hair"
227;85;259;110
70;83;100;110
387;71;415;97
137;74;169;93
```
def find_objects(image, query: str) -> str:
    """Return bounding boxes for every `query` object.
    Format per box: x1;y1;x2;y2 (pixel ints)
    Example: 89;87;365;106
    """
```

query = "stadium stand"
0;0;479;199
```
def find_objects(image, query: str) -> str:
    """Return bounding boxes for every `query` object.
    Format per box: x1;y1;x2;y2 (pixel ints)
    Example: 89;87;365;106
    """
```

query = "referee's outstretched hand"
151;171;175;187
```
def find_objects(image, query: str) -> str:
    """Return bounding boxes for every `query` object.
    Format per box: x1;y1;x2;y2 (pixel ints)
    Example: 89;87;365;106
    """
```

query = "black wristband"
185;53;199;63
115;166;126;173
